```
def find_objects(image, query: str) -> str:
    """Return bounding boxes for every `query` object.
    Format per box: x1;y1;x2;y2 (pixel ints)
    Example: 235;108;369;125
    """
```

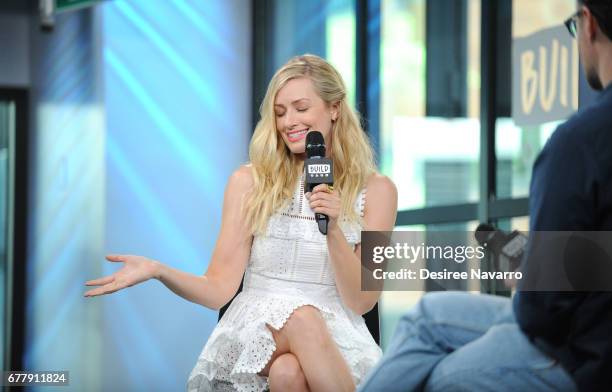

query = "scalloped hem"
187;298;381;392
231;301;336;391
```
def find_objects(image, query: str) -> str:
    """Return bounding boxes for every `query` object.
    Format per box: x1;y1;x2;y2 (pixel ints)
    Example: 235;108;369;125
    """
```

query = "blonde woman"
85;54;397;392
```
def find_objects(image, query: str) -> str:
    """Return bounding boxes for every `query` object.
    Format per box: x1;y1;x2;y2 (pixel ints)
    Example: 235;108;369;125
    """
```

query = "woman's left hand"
306;184;341;230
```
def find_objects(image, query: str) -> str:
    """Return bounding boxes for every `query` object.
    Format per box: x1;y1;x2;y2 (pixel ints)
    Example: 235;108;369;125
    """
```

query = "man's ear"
583;6;598;42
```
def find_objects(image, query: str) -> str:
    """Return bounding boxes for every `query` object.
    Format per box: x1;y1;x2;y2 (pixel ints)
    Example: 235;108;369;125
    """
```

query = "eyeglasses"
564;10;583;38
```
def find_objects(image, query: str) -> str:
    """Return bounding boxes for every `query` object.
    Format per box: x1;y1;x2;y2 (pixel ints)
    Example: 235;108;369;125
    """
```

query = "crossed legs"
357;292;576;392
259;305;355;392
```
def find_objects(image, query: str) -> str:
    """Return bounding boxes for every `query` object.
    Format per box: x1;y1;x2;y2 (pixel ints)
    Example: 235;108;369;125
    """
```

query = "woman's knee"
268;353;307;391
284;305;328;342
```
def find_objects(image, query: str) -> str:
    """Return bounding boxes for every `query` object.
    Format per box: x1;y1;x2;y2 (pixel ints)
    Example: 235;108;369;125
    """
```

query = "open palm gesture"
84;254;159;297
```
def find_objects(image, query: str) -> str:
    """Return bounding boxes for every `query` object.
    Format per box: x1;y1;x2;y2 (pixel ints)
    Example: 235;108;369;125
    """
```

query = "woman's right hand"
84;254;160;297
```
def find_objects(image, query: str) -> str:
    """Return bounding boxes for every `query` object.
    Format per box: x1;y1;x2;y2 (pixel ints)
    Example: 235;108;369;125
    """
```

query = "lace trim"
280;212;315;221
265;188;367;245
283;178;367;223
298;179;305;214
359;188;367;217
188;294;381;391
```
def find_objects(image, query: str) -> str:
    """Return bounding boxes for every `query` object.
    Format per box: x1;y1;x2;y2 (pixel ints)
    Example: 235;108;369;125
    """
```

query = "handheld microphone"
475;223;527;272
304;131;334;235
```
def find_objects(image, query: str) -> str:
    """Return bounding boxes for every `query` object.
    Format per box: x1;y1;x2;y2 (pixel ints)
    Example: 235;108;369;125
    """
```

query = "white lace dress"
187;178;382;392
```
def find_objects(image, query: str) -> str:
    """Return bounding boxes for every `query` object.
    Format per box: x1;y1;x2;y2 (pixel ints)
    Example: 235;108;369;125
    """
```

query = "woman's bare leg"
259;323;291;376
275;305;355;392
260;324;309;391
268;353;310;392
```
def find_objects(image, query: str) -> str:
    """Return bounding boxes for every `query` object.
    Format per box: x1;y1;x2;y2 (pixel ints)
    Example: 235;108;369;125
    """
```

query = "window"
380;0;482;211
254;0;356;118
496;0;575;198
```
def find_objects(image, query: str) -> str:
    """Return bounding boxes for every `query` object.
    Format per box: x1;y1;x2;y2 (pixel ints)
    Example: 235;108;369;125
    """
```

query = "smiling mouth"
286;129;309;142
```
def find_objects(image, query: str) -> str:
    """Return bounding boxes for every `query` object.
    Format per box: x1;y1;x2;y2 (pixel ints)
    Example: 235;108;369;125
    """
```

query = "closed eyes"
275;107;309;117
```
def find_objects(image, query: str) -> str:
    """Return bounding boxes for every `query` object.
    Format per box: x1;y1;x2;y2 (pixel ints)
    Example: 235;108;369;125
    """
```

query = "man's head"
572;0;612;90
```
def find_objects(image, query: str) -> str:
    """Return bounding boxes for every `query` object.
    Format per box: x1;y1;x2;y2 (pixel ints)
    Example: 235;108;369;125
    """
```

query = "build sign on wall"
512;25;579;126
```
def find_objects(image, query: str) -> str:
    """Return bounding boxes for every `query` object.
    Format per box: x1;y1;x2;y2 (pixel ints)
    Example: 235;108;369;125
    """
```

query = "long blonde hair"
244;54;376;235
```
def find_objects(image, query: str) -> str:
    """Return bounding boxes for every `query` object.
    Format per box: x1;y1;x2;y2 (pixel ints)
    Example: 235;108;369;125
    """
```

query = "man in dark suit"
359;1;612;391
514;1;612;391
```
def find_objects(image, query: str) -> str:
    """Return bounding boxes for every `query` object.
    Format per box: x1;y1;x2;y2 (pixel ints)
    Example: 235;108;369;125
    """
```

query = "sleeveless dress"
187;177;382;392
